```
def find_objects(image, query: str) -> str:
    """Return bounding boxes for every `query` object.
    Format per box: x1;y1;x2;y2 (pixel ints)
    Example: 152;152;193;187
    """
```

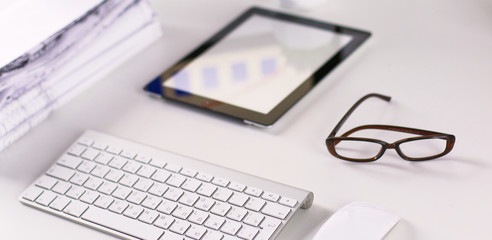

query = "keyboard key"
149;158;166;168
148;183;169;197
142;195;162;209
163;187;183;201
220;220;241;235
77;160;96;173
182;179;201;192
78;137;94;146
35;191;57;206
92;141;108;150
243;212;264;227
194;197;215;211
69;172;89;186
123;204;144;219
166;174;186;187
261;202;291;220
204;214;225;230
222;235;241;240
57;155;83;169
188;209;209;225
244;187;262;197
122;161;142;174
202;231;224;240
53;181;71;194
111;186;132;200
82;206;164;239
64;201;88;217
255;217;281;240
226;207;247;221
228;192;249;207
180;168;197;177
91;165;110;178
47;165;75;181
261;192;279;202
185;225;207;240
106;146;122;155
94;152;113;165
213;188;233;202
178;192;199;206
157;200;177;215
134;178;154;192
35;175;58;189
279;196;297;208
120;150;137;159
154;215;175;229
81;148;99;161
94;195;114;209
84;177;103;190
165;163;182;173
66;186;85;199
98;181;117;195
172;205;193;220
119;174;139;187
67;144;86;156
104;169;125;182
196;172;214;182
139;209;159;224
169;219;191;235
196;183;217;197
108;200;129;214
127;190;147;205
80;190;100;204
228;182;246;192
160;231;185;240
49;195;71;211
135;154;152;164
211;177;229;187
108;157;127;169
138;165;158;179
237;225;259;240
210;202;231;216
245;198;265;212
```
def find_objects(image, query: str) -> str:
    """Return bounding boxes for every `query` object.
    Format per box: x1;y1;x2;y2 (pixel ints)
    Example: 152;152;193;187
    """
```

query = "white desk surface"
1;0;492;239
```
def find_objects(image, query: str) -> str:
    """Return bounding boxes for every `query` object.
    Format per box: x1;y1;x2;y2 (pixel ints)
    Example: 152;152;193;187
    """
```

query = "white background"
1;0;492;239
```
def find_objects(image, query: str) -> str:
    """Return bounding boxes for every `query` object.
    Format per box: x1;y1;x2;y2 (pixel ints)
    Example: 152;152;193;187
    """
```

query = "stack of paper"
0;0;163;152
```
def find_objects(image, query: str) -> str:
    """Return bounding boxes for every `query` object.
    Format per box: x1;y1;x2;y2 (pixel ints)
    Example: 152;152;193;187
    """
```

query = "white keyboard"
20;130;313;240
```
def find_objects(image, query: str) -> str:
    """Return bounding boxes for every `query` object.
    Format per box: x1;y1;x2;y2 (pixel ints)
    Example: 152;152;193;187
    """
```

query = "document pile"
0;0;162;152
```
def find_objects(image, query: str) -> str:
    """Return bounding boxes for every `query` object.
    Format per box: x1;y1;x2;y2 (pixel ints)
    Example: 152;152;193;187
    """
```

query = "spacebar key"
82;207;164;240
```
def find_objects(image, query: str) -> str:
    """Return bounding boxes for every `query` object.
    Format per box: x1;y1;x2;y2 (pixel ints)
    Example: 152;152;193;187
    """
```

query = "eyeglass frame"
325;93;456;162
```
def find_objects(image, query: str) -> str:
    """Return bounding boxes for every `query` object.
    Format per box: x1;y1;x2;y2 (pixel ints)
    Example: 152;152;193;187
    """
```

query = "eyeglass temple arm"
328;93;391;138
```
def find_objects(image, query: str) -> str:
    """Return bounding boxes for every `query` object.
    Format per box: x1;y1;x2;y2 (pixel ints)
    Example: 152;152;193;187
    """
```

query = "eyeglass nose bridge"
385;143;397;149
384;141;414;160
378;142;404;160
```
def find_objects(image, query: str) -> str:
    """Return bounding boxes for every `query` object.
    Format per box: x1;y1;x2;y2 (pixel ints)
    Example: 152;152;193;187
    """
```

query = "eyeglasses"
325;93;455;162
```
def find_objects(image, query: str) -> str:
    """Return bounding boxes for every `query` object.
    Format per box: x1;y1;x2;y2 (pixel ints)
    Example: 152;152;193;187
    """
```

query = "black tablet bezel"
154;7;371;126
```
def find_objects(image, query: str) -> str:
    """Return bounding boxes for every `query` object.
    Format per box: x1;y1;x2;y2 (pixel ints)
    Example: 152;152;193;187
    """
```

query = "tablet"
144;7;370;126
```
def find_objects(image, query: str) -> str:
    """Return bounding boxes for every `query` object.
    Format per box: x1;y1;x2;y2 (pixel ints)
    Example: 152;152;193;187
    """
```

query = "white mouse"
312;201;401;240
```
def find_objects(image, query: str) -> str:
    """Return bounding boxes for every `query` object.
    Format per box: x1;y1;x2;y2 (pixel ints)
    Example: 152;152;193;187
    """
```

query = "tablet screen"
163;15;353;115
153;7;371;126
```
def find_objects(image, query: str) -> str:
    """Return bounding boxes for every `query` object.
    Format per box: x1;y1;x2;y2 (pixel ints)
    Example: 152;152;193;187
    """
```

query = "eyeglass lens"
397;138;448;159
334;140;383;160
